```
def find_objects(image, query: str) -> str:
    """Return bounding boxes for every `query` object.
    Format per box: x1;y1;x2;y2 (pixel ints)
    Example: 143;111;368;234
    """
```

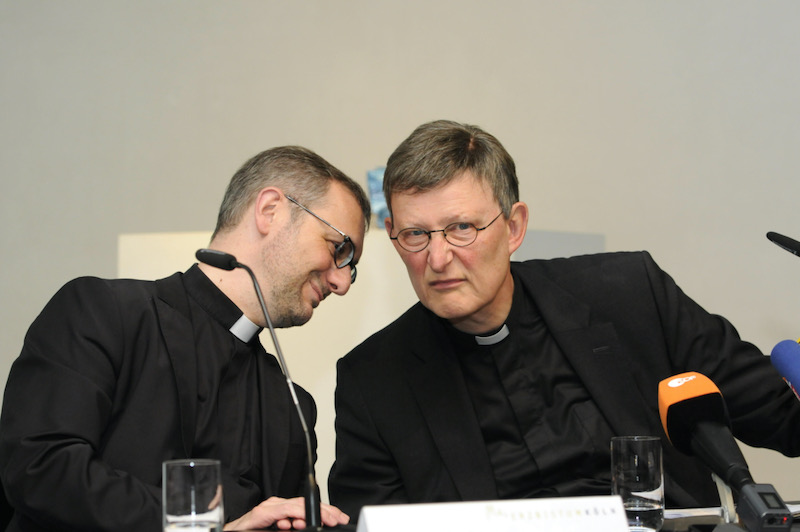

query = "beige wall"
2;1;799;502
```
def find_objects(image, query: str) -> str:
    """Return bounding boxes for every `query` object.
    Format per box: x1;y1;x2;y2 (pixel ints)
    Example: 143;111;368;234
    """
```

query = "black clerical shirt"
449;273;615;500
182;265;267;521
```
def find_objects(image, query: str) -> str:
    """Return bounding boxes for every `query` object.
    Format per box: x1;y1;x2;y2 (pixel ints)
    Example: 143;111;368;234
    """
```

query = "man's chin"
273;311;312;329
422;298;471;321
290;310;313;328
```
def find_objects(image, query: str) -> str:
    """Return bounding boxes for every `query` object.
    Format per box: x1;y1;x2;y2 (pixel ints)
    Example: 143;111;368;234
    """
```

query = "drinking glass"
162;459;224;532
611;436;664;532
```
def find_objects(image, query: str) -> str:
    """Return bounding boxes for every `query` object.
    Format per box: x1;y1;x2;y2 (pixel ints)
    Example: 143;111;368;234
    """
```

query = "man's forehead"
316;188;366;237
392;176;493;211
394;170;488;196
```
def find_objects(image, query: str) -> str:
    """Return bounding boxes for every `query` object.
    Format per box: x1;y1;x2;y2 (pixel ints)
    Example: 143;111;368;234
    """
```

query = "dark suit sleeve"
638;252;800;454
0;278;162;531
328;355;409;519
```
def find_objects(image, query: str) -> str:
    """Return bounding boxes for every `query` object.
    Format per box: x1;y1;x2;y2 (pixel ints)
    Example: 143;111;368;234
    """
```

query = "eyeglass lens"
399;222;478;250
334;240;354;268
333;240;356;283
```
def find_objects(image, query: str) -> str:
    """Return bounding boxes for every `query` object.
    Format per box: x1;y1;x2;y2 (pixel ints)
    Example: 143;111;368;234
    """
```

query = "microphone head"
195;248;239;271
658;372;729;454
766;231;800;257
770;339;800;400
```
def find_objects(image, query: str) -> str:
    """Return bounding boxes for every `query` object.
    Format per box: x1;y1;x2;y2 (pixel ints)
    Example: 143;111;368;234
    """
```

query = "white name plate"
356;495;628;532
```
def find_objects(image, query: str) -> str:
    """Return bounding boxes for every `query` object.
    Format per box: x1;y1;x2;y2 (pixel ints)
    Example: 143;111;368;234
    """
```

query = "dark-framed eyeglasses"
285;195;357;283
390;212;504;253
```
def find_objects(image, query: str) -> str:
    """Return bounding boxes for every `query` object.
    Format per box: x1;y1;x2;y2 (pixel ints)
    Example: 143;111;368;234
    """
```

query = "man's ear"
507;201;529;255
384;216;394;237
253;187;284;236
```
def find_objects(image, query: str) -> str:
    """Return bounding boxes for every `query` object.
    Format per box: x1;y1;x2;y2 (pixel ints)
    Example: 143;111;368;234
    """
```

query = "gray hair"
213;146;370;239
383;120;519;218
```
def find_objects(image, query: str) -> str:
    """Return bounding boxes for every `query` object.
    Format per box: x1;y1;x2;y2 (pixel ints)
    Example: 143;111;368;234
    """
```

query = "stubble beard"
260;231;313;329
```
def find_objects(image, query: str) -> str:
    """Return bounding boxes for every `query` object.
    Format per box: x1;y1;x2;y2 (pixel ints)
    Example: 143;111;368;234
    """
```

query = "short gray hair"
213;146;370;239
383;120;519;218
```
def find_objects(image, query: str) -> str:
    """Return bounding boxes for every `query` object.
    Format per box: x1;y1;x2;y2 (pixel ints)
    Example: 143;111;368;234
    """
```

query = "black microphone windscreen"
196;249;239;271
766;231;800;257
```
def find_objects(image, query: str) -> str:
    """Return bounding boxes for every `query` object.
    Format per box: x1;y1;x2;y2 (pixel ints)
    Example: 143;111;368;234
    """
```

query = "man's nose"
328;264;352;295
426;232;453;271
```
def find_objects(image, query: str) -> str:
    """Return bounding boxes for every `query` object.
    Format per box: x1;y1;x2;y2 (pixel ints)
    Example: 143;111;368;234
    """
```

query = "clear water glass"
611;436;664;532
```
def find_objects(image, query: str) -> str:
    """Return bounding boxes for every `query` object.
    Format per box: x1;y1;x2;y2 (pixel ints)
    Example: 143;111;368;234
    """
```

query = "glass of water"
162;459;224;532
611;436;664;532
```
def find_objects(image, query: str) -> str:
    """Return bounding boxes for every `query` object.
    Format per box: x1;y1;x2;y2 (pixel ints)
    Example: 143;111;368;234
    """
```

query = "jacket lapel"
155;273;198;458
403;311;499;501
515;265;658;437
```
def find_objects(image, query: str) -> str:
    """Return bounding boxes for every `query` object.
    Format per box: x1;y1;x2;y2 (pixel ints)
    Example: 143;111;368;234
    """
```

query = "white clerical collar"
229;314;261;343
474;324;510;346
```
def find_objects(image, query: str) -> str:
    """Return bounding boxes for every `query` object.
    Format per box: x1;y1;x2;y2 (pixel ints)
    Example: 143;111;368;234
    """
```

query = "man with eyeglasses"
328;120;800;520
0;146;367;531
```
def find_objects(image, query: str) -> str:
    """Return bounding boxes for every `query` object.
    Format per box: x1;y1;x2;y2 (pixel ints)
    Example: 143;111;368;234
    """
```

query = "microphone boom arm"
196;249;322;530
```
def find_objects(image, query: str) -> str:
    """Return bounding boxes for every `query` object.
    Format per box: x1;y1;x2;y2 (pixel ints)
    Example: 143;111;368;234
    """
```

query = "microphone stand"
196;249;322;530
711;472;736;525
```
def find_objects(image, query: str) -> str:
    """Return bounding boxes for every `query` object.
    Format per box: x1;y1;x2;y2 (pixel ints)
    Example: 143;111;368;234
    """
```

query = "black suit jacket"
328;252;800;519
0;270;315;531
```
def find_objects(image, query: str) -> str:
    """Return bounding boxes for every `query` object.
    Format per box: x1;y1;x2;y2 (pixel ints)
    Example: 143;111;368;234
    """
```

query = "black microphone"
195;248;239;271
766;232;800;258
195;248;323;530
658;372;792;531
